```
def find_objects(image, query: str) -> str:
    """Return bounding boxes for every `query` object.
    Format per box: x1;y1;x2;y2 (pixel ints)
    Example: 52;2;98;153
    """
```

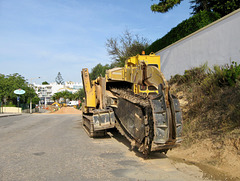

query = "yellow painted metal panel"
106;68;124;81
81;68;96;108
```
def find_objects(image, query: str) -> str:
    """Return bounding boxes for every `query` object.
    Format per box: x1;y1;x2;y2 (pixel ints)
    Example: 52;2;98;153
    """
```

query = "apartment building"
33;81;83;105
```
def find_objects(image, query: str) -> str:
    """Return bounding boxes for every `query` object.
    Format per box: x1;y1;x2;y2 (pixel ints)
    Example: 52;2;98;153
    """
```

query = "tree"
32;96;40;104
145;10;220;54
90;63;111;80
42;81;49;85
0;74;6;102
55;72;64;85
52;90;74;103
52;92;61;102
151;0;240;16
61;90;73;101
73;88;85;102
88;30;149;80
106;30;149;67
151;0;183;13
208;0;240;17
190;0;211;15
0;73;38;105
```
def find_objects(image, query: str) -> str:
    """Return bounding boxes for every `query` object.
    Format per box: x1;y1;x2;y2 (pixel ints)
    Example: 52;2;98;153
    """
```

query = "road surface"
0;114;209;181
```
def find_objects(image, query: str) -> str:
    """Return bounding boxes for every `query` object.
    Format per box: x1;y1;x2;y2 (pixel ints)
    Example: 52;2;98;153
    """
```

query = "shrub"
201;61;240;94
219;61;240;86
169;63;208;85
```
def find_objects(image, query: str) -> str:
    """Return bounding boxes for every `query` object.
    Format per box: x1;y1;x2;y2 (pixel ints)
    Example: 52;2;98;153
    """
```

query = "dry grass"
168;63;240;179
169;63;240;147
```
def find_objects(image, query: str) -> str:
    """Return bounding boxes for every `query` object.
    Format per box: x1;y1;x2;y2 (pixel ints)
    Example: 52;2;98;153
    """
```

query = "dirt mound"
51;107;82;114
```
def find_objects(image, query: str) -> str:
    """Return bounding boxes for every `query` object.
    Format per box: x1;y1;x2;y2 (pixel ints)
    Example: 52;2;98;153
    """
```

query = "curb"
0;114;22;118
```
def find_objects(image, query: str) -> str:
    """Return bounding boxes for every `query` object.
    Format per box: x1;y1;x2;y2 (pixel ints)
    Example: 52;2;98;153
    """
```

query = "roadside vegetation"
146;0;240;54
151;0;240;17
90;1;240;78
0;73;39;107
89;30;149;79
170;61;240;142
169;61;240;178
52;89;85;104
145;10;220;54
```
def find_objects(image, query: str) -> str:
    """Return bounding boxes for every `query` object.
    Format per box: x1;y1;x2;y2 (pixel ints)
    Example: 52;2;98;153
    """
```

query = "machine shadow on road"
76;119;168;160
108;128;168;160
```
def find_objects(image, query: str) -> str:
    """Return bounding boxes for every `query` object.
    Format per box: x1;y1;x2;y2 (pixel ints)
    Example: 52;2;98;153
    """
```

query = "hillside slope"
167;63;240;180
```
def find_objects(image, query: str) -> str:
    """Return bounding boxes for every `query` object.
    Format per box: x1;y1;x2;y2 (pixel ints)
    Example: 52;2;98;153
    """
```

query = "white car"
67;101;79;107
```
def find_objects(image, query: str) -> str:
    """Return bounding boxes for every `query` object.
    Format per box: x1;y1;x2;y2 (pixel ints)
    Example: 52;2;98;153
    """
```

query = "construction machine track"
110;86;182;155
82;107;116;137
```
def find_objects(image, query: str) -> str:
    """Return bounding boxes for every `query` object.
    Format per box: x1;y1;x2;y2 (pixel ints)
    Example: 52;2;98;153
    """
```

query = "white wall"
156;9;240;80
1;107;22;113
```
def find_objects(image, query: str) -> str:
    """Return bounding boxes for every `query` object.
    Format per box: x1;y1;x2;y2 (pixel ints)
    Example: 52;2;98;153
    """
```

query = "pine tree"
55;72;64;85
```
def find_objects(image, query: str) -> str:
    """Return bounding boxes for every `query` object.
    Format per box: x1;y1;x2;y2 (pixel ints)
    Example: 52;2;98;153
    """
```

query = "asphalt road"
0;114;209;181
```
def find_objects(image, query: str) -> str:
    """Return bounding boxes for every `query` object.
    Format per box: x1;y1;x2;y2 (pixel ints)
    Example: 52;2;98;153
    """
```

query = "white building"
33;81;83;105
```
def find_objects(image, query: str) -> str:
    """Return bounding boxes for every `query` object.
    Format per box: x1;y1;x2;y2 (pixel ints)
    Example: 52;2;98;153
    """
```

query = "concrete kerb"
0;114;22;118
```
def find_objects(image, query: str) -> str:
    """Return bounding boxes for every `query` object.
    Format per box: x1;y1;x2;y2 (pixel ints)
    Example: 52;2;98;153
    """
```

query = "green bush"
220;61;240;86
169;63;208;85
199;61;240;94
170;61;240;94
145;11;221;54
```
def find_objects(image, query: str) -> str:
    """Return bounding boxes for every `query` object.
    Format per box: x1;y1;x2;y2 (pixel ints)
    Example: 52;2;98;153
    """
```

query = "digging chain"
110;88;153;155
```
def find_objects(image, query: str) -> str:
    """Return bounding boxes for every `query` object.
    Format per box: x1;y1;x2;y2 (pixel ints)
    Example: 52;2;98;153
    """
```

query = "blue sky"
0;0;191;84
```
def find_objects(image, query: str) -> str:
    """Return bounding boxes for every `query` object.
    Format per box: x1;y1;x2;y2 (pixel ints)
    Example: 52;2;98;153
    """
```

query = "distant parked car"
67;101;78;107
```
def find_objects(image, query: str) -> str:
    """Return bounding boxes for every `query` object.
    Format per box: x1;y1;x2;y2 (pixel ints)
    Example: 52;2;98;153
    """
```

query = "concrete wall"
0;107;22;113
0;107;39;114
156;9;240;80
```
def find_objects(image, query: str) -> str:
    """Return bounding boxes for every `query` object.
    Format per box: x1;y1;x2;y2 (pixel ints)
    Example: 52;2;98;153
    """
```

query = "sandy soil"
168;139;240;180
51;107;82;114
169;84;240;180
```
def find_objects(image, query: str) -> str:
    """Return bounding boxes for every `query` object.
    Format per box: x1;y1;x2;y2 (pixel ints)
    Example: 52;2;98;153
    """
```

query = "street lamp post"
29;77;40;114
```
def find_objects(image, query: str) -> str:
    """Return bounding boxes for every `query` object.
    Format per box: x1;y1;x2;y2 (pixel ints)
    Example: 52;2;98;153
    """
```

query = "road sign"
17;96;20;102
14;89;25;95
